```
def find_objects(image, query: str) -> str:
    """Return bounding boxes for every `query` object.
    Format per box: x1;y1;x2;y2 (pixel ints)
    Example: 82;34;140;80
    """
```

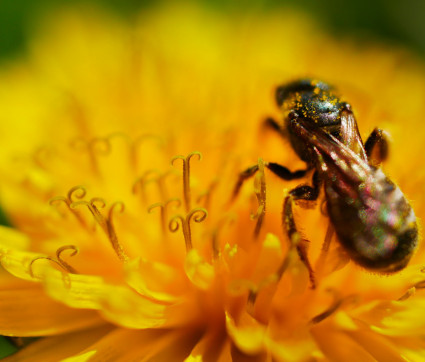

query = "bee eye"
275;86;287;106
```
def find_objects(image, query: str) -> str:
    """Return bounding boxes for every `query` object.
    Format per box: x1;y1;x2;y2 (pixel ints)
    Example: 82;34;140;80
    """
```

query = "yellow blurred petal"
63;328;166;361
42;268;169;328
3;325;114;362
0;287;103;336
125;257;185;303
225;312;266;355
67;327;201;362
185;249;215;290
184;329;228;361
355;299;425;336
61;351;97;362
135;328;202;362
0;269;33;289
0;248;44;281
254;233;283;277
0;226;30;250
346;328;406;362
42;269;108;309
311;321;376;362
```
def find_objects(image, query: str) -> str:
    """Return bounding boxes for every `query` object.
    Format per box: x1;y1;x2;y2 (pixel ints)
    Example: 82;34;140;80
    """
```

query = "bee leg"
231;163;307;202
364;128;389;167
266;162;308;181
230;165;260;201
283;172;322;288
262;117;281;133
288;170;321;200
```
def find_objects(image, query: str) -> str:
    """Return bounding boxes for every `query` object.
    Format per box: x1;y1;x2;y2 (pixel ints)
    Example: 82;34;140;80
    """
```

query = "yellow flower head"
1;4;425;361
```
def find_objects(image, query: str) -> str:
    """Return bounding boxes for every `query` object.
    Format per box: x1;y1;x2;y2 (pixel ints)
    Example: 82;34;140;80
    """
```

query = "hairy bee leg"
283;195;316;288
283;172;322;288
364;128;389;166
231;163;307;202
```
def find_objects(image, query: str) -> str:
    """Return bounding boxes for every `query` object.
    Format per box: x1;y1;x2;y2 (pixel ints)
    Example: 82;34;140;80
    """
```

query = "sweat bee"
234;79;418;287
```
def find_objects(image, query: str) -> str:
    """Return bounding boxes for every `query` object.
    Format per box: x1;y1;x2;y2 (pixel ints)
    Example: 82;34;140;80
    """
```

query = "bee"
234;79;418;287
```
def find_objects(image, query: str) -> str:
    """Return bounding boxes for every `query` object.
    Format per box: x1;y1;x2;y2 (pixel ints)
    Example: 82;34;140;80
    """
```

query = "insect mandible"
233;79;418;288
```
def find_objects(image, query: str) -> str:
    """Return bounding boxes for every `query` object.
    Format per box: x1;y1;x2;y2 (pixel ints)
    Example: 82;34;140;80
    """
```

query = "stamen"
70;137;111;175
169;207;208;252
33;146;54;170
108;202;129;262
248;245;297;304
49;186;88;228
132;169;161;205
155;170;176;202
398;288;415;301
28;257;64;279
67;185;87;203
28;245;79;278
310;289;342;324
171;151;202;212
210;213;236;260
71;199;129;262
49;196;70;217
398;279;425;301
251;158;266;239
56;245;79;274
148;198;181;233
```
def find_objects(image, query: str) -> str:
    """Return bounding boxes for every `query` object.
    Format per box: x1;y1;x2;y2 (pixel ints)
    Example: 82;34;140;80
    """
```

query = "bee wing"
293;119;368;175
291;119;370;199
339;111;367;161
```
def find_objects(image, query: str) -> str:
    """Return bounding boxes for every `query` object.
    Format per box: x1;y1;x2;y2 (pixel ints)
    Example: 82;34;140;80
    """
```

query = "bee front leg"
262;117;282;133
231;163;308;202
364;128;390;167
283;171;322;288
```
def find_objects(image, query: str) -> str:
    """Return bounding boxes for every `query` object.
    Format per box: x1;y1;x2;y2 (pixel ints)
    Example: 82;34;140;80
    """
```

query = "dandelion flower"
1;4;425;361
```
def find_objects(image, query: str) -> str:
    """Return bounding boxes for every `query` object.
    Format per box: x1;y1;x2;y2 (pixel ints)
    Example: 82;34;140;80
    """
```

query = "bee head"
276;78;344;128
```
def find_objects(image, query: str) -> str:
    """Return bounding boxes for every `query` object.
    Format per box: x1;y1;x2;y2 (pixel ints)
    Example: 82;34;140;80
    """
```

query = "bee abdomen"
326;169;418;272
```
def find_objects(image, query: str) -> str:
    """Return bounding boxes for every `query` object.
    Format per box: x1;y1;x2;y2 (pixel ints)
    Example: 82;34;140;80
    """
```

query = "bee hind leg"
365;128;390;167
283;171;322;288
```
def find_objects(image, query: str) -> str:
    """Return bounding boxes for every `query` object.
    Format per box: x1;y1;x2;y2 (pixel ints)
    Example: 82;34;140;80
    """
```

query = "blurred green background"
1;0;425;357
1;0;425;61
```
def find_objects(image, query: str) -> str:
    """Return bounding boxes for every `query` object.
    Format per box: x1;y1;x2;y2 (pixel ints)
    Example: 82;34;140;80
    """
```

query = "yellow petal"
3;325;113;362
184;329;227;361
0;269;33;289
125;257;186;303
0;226;30;250
311;321;376;362
346;327;406;362
0;287;103;336
355;299;425;336
0;248;43;281
66;327;201;362
225;312;266;355
62;328;166;361
42;268;169;329
251;233;283;283
185;249;215;290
